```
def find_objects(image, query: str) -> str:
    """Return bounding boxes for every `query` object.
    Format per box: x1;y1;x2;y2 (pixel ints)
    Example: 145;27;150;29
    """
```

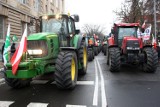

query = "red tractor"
107;23;158;73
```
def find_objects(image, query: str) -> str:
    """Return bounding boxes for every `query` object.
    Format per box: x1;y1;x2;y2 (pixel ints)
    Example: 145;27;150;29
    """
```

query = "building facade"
0;0;64;47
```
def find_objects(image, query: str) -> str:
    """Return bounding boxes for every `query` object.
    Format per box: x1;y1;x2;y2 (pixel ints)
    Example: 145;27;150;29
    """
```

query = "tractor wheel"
106;47;109;65
108;47;121;72
103;45;107;56
143;47;158;73
88;49;93;61
55;51;78;89
94;47;98;56
92;50;95;59
5;75;31;88
78;41;88;75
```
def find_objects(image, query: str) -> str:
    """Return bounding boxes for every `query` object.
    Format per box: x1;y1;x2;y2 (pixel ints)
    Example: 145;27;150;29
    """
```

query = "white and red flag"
11;24;27;75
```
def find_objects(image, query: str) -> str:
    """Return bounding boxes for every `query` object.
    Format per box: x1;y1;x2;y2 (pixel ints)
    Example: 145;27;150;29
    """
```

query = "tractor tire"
108;47;121;72
143;47;158;73
103;45;107;56
55;51;78;89
92;50;95;59
88;49;93;61
5;74;31;88
106;47;109;65
94;47;98;56
78;41;88;75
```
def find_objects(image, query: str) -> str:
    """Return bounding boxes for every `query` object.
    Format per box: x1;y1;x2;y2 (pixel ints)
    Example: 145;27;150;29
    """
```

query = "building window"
46;5;48;13
34;0;40;12
55;0;58;8
17;0;28;5
0;16;4;39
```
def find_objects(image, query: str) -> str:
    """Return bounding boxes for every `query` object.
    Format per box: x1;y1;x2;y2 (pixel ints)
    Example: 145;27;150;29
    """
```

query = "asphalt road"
0;53;160;107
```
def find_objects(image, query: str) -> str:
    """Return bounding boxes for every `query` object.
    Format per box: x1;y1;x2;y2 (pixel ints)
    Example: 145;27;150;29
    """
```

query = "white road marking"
93;60;99;106
27;102;48;107
51;81;94;85
66;104;87;107
96;58;107;107
76;81;94;85
0;101;14;107
31;80;48;84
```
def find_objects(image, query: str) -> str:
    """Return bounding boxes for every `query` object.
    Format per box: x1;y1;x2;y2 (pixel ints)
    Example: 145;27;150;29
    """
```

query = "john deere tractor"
107;23;158;73
5;14;88;89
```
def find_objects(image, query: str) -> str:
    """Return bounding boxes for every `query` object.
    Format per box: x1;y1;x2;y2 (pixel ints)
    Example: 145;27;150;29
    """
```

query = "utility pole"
154;0;157;41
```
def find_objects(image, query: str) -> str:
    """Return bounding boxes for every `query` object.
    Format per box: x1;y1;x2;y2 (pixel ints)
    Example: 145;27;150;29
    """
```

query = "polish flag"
11;25;27;75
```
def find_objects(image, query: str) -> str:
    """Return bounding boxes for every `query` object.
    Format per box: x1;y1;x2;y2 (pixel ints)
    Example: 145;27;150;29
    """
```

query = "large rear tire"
108;47;121;72
55;51;78;89
5;75;31;88
78;41;88;75
94;47;98;56
143;47;158;73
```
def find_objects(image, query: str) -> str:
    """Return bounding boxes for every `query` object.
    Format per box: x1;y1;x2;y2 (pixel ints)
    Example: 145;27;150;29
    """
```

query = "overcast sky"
65;0;124;34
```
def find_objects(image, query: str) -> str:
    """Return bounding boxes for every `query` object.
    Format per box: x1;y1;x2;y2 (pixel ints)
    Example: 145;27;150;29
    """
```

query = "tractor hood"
28;32;57;40
122;36;140;53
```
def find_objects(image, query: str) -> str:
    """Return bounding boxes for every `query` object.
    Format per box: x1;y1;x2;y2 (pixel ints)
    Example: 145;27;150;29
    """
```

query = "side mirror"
75;29;80;34
72;14;79;22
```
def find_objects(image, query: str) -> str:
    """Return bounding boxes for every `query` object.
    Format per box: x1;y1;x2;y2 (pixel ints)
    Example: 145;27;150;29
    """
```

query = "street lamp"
154;0;157;41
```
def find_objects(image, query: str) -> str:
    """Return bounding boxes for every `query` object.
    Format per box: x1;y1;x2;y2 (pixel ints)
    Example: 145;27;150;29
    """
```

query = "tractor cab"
40;14;79;47
112;23;139;47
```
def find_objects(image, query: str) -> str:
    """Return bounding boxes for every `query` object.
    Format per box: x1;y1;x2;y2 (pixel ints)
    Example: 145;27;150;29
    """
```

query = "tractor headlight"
28;49;43;55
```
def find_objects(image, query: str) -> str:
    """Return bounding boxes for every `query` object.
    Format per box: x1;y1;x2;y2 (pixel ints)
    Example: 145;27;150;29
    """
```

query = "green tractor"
5;14;88;89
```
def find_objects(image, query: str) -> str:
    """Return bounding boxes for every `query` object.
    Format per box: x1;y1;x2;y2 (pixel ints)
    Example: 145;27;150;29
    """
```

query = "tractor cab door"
58;18;68;47
67;18;76;47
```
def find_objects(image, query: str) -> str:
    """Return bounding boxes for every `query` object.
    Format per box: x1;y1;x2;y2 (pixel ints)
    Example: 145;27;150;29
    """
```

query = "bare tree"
114;0;147;25
82;24;106;40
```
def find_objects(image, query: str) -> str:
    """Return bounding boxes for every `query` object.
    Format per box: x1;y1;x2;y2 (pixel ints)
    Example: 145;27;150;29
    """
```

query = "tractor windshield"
118;27;137;39
42;18;67;35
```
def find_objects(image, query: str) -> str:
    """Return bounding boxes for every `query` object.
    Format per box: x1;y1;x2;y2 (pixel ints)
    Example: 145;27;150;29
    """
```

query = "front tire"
108;47;121;72
55;51;78;89
143;47;158;73
5;75;31;89
88;48;93;61
78;41;88;75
